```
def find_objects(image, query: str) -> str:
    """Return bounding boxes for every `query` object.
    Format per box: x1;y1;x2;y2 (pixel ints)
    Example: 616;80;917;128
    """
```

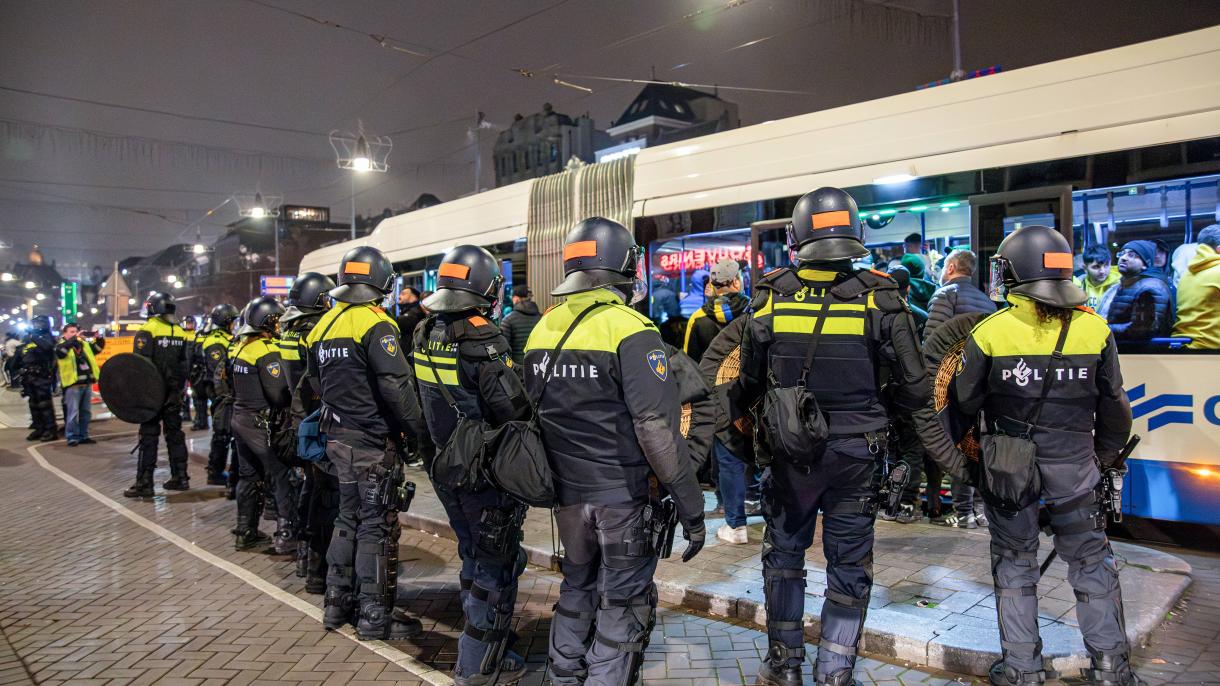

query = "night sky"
2;0;1218;279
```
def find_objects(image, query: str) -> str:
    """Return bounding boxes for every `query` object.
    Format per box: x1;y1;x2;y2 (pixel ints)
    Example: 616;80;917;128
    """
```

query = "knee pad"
1047;492;1106;537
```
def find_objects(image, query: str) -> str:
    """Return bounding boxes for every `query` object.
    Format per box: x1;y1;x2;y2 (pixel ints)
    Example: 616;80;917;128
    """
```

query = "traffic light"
61;281;78;322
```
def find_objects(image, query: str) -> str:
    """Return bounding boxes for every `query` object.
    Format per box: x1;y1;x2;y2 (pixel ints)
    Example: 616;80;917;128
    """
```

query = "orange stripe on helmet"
468;315;489;327
439;263;470;279
811;210;851;230
344;261;371;275
564;240;598;260
1043;252;1073;269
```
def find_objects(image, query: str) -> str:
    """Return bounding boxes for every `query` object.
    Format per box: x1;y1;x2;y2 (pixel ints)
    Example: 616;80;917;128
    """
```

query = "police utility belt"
977;319;1070;516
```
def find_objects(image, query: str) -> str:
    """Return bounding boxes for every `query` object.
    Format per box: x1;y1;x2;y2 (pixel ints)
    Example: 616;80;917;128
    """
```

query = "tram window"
647;228;754;322
861;202;970;278
1073;173;1220;352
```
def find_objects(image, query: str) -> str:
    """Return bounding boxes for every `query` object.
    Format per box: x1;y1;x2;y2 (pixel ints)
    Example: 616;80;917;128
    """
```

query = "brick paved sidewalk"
0;416;970;686
397;467;1191;677
0;394;1215;685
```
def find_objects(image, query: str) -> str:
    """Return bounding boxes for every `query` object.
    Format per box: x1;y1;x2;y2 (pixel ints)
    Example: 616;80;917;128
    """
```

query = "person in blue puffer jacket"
1106;240;1174;342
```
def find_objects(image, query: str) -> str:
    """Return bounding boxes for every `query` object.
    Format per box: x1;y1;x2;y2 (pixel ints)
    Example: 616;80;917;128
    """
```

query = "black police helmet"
209;303;240;329
236;296;285;336
423;245;504;313
330;245;394;304
992;225;1086;308
287;272;337;311
789;187;869;262
145;291;176;317
31;315;51;331
552;217;640;297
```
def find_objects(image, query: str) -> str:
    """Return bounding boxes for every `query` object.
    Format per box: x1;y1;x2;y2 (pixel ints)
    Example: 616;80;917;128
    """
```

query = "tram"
301;25;1220;533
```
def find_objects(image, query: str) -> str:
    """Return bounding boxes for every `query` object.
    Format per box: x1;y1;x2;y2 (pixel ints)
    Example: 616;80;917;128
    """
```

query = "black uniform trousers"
325;425;401;610
207;392;236;480
191;380;211;429
137;387;188;481
550;502;659;686
231;412;296;531
986;453;1128;674
763;437;876;679
436;484;526;678
298;463;340;578
24;377;57;435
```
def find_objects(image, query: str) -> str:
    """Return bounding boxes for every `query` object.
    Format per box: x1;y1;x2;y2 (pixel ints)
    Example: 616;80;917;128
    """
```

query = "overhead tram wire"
0;85;325;137
335;0;574;127
235;0;437;59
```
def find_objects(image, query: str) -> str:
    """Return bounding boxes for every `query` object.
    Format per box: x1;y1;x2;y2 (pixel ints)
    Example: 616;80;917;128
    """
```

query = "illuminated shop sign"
656;245;763;272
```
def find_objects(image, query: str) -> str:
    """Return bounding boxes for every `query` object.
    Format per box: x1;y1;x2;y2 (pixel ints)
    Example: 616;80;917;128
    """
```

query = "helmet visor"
987;257;1008;302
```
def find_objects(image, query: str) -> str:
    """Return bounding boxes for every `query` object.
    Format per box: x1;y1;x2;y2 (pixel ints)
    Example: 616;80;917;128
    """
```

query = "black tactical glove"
681;518;706;562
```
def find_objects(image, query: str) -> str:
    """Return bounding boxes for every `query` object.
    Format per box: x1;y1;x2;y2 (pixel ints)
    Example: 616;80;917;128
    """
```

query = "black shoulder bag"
483;302;607;508
758;304;830;468
422;320;491;493
978;319;1070;516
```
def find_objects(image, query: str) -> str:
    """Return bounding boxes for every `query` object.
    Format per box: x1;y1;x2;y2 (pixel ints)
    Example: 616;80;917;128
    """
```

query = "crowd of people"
13;184;1151;686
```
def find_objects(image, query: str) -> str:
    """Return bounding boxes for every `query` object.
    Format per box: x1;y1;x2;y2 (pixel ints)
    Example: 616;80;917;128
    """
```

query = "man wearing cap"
683;259;749;364
500;284;541;366
1106;240;1174;341
683;258;756;544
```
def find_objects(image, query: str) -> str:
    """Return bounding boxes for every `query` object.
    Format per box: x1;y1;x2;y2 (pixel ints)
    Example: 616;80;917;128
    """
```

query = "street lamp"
0;272;12;282
330;127;392;239
236;191;283;274
23;281;35;289
35;293;45;301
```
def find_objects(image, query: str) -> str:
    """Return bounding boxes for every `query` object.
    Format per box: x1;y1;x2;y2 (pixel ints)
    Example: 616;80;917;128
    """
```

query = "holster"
476;502;527;562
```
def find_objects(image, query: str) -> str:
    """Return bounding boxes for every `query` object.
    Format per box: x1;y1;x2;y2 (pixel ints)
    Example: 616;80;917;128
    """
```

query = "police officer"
201;303;240;490
415;246;532;686
732;188;967;686
184;315;211;430
125;292;191;497
229;297;294;551
525;218;706;686
181;315;200;425
278;272;337;594
306;246;423;641
950;226;1140;686
19;315;58;442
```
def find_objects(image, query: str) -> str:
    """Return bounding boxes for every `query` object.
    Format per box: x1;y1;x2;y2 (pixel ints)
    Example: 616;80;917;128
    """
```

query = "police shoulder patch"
210;350;222;360
266;361;281;378
135;337;146;350
646;349;668;381
379;334;399;356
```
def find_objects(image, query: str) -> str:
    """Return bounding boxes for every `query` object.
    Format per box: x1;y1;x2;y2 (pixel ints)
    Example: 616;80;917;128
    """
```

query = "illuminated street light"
127;297;136;305
23;281;35;289
0;272;12;282
192;243;207;255
250;192;267;218
35;293;45;301
90;307;98;314
330;127;391;240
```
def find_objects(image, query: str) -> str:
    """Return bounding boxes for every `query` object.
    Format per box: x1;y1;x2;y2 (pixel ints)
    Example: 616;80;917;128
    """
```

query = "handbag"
758;304;830;467
421;330;491;493
978;319;1070;515
483;302;608;508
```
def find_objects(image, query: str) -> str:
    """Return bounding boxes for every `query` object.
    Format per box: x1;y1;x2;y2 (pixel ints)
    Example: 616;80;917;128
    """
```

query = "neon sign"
657;245;763;273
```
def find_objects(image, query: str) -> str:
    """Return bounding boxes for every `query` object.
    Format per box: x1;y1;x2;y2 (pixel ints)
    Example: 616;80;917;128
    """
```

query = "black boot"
123;477;154;498
273;519;296;555
235;529;269;550
206;472;227;486
26;429;42;441
989;659;1049;686
263;491;277;521
757;659;802;686
323;588;356;631
816;668;861;686
355;601;422;641
1084;652;1143;686
163;475;190;490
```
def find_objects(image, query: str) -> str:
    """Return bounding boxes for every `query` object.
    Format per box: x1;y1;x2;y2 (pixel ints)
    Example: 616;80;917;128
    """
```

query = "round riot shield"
98;353;165;424
923;312;989;460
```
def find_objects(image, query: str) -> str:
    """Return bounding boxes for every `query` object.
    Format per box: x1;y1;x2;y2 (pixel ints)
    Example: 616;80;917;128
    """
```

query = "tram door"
749;219;792;290
969;186;1073;295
